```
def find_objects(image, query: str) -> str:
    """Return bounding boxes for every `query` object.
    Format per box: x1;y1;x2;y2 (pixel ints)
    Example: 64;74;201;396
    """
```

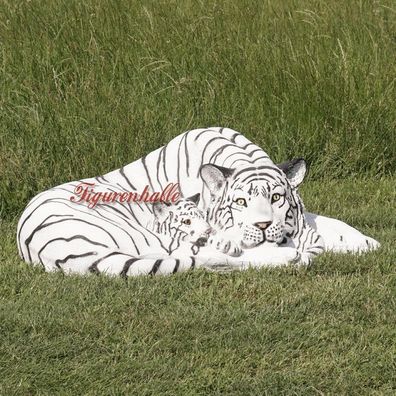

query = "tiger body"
17;127;379;276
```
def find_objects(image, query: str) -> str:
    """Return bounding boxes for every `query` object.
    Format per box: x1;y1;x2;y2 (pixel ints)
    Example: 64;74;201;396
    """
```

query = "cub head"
200;159;307;249
153;193;212;247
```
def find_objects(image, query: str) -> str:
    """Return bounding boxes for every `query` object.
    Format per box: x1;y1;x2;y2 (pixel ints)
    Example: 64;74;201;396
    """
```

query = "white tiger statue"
17;127;380;276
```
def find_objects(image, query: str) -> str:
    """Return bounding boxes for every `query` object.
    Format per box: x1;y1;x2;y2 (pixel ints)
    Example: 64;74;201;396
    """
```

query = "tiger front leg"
289;224;325;264
207;232;242;257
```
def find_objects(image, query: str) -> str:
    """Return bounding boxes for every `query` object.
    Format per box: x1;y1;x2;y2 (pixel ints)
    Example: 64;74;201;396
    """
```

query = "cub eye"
235;198;247;207
182;219;191;225
271;193;281;203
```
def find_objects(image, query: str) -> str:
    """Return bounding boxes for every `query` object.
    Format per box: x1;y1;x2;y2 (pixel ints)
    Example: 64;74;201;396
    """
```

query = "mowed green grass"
1;0;396;394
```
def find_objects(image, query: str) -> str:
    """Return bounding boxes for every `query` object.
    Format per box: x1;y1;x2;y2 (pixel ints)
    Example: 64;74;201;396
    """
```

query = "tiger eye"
235;198;247;207
182;219;191;225
271;193;281;203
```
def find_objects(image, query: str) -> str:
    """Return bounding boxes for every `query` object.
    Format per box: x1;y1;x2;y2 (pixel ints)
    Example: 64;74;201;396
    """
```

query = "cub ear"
186;193;200;205
199;164;234;194
277;158;308;189
152;201;172;220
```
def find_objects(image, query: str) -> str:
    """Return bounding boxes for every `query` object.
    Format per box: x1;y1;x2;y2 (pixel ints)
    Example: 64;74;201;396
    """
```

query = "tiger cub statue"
19;192;215;277
150;193;212;256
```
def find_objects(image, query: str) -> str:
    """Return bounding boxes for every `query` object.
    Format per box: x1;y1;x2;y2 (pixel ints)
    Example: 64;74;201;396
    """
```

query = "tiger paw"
305;213;381;254
208;234;242;257
297;252;313;266
323;232;381;254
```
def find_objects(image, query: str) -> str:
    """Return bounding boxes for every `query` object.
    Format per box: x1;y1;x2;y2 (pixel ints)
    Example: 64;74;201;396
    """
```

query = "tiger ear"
152;201;172;220
186;193;200;205
200;164;234;194
277;158;308;188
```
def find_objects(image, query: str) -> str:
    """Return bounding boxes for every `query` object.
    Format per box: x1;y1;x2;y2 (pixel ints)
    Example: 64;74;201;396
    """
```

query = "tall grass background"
1;0;395;219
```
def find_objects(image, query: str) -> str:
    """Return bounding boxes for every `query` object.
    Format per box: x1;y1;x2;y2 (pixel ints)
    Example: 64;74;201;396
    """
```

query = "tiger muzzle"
195;227;213;247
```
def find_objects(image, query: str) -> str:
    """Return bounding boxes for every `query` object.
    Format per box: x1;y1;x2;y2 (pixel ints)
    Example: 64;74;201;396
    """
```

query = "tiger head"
152;193;212;247
200;159;307;249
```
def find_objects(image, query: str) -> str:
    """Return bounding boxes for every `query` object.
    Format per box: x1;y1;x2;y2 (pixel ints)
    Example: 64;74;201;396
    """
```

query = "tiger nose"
254;221;272;231
196;237;208;247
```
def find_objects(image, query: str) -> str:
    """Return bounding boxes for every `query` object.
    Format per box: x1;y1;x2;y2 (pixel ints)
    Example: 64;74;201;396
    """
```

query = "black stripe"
99;203;130;219
172;259;180;274
119;167;136;190
193;128;216;142
177;134;185;195
301;228;311;253
88;252;132;274
237;176;282;186
55;251;97;269
38;235;108;264
209;143;239;163
233;165;283;180
162;144;168;180
227;150;268;168
156;146;165;190
141;155;155;191
229;130;240;143
190;257;196;269
148;259;162;275
197;136;230;177
184;132;190;177
120;258;140;277
97;174;110;183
